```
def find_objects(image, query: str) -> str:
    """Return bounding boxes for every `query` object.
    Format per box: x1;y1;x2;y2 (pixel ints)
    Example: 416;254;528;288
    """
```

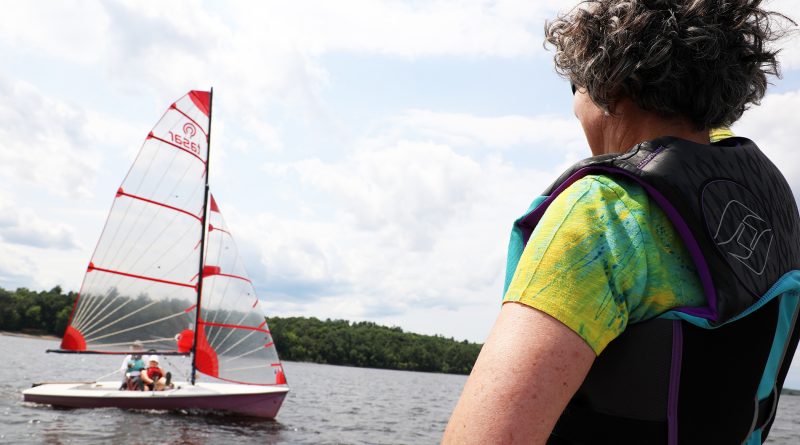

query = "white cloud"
0;79;102;197
0;0;108;64
246;129;567;327
392;109;584;152
732;90;800;195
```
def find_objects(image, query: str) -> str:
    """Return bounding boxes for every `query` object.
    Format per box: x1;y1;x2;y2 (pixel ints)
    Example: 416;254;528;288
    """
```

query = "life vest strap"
753;386;778;434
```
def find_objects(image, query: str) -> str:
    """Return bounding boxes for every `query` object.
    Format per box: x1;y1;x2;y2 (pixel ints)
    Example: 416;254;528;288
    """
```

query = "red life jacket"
146;366;163;381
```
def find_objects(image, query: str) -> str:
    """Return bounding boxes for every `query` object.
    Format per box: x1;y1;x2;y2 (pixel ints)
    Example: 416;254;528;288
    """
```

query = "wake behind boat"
23;89;289;418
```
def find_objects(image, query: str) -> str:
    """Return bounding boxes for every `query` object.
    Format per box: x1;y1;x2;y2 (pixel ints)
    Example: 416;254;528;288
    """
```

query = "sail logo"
168;122;202;155
183;122;197;138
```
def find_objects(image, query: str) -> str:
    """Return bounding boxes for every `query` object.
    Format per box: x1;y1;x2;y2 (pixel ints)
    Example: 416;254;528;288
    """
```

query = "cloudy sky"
3;0;800;383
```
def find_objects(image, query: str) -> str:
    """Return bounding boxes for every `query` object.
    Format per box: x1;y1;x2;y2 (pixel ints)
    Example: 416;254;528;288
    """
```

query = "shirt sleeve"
504;174;707;354
503;176;649;355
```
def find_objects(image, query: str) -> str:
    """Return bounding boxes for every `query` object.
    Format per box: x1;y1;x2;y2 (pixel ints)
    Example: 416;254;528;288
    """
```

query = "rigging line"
162;353;191;383
88;264;195;289
125;170;203;273
100;162;203;291
211;211;266;332
93;142;162;268
90;185;202;299
217;328;259;356
90;336;176;348
85;308;188;342
222;363;274;372
73;271;131;332
80;280;196;339
101;200;198;298
92;100;197;274
203;237;245;348
212;310;258;350
93;109;169;267
82;298;160;339
172;105;209;138
73;243;197;332
207;218;252;345
206;234;235;343
71;289;102;331
77;101;204;306
94;136;197;290
117;190;202;222
75;295;133;335
222;343;268;363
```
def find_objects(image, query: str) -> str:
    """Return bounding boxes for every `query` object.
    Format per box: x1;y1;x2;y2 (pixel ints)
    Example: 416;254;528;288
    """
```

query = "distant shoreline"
0;331;59;341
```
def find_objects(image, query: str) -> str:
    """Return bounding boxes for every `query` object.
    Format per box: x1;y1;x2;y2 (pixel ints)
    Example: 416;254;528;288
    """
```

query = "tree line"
0;286;75;336
267;316;482;375
0;286;482;375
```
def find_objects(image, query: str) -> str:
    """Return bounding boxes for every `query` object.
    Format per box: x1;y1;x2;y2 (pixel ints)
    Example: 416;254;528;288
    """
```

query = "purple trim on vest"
518;171;592;244
637;145;667;169
588;166;719;321
518;165;719;320
668;320;683;445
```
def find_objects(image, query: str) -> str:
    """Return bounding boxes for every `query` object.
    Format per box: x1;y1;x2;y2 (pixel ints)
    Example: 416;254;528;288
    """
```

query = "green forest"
267;317;481;374
0;286;481;375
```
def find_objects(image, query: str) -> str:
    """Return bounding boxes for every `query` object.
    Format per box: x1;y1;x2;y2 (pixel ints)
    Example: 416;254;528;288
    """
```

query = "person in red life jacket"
140;355;172;391
444;1;799;444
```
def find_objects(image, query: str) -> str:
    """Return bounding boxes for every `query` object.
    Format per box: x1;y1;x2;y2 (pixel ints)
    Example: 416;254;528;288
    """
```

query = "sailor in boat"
444;1;800;444
119;340;145;391
140;356;172;391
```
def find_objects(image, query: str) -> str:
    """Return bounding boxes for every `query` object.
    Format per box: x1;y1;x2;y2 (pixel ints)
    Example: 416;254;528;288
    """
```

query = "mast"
190;87;213;385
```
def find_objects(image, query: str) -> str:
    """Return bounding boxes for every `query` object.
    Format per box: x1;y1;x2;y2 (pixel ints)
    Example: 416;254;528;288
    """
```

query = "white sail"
62;91;211;354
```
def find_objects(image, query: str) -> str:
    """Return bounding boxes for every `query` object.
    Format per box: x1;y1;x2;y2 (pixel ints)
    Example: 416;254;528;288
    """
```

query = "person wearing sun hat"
118;340;145;390
140;355;172;391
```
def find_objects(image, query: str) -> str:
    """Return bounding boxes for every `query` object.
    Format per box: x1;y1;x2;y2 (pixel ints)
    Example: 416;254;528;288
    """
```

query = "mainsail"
60;90;285;386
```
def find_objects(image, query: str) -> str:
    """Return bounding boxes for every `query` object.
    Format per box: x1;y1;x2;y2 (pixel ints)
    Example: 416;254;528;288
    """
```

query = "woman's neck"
595;98;710;156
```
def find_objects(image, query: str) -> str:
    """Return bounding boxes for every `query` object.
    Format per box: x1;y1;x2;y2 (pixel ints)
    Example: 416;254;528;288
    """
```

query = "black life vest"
504;136;800;445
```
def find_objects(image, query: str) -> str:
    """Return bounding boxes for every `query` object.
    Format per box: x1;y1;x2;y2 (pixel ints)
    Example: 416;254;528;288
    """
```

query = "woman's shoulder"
555;173;652;216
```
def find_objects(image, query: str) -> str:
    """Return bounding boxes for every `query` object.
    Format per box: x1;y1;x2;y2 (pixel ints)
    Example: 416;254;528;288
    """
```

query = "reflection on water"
3;333;799;444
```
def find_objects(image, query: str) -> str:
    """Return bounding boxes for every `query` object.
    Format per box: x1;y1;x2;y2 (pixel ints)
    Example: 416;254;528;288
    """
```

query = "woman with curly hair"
444;1;798;444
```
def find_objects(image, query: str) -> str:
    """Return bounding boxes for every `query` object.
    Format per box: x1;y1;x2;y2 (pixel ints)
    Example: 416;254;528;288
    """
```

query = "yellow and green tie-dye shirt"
503;174;706;355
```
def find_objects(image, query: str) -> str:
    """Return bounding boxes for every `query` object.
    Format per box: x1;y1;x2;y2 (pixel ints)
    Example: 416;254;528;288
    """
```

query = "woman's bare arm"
442;302;596;445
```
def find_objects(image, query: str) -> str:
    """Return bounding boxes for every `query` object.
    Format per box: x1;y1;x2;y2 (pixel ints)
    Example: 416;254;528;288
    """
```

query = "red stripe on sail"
252;299;259;308
264;342;274;348
209;223;230;235
88;263;196;289
201;268;252;283
203;265;221;276
148;133;206;164
184;304;197;313
258;321;267;329
189;90;211;117
171;104;208;137
117;188;202;222
210;195;220;212
199;320;270;334
217;273;252;283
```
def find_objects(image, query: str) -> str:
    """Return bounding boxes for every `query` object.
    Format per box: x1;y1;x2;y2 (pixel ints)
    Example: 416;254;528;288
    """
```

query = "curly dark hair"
545;0;794;129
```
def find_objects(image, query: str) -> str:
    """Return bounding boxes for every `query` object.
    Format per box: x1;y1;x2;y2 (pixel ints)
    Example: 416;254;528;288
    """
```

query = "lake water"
2;333;799;444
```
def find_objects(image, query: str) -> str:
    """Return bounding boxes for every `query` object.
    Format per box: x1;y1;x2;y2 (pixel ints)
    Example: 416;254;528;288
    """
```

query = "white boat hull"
23;381;289;419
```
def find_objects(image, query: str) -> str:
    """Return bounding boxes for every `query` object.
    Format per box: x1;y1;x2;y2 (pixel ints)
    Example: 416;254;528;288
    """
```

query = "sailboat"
23;90;289;418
